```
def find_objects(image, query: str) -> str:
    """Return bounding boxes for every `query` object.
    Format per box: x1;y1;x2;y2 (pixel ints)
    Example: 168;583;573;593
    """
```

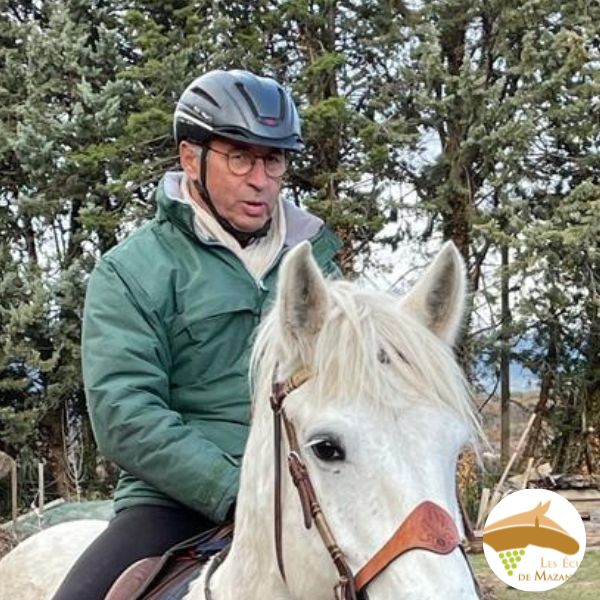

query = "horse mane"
250;279;482;446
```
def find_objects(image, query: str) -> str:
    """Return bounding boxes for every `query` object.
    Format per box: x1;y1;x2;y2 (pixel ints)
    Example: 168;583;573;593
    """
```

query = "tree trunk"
500;243;511;466
40;407;72;500
520;328;557;468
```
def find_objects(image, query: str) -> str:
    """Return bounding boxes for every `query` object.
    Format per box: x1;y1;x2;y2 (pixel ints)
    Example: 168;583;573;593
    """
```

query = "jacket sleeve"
82;258;238;523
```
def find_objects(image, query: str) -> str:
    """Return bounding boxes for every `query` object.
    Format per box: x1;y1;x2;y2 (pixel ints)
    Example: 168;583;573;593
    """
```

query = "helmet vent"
190;87;220;108
235;82;260;118
277;88;286;121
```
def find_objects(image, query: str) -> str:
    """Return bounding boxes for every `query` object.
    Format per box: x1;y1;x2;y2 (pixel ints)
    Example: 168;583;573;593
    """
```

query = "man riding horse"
52;69;340;600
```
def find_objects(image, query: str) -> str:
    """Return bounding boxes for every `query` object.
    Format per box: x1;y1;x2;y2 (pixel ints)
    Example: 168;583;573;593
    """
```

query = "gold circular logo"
482;489;586;591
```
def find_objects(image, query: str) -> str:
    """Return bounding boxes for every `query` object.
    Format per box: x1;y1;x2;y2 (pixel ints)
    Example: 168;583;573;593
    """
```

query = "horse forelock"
250;279;482;446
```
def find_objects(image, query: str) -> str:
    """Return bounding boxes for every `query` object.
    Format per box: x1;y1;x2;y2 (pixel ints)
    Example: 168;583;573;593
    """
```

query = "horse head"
203;241;482;599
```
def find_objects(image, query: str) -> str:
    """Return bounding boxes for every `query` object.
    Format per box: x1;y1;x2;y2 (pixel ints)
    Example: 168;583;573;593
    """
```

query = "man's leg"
52;505;215;600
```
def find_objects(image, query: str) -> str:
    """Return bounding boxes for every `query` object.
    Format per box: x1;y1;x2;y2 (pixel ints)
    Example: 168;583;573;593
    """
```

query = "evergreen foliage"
0;0;598;516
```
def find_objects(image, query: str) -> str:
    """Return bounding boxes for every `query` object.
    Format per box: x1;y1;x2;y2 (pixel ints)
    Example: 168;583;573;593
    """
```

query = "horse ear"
277;241;329;363
400;241;467;346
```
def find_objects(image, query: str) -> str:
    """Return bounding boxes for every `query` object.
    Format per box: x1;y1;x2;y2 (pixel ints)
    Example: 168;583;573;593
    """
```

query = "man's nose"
245;157;270;189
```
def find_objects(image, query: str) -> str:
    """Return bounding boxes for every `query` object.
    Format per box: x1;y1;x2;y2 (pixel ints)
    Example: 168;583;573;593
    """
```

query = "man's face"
201;137;285;232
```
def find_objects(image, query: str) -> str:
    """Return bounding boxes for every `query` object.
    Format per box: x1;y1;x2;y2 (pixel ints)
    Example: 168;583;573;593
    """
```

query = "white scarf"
180;174;286;281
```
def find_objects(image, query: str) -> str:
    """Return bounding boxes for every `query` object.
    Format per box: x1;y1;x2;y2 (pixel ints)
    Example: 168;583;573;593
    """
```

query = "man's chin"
232;217;270;233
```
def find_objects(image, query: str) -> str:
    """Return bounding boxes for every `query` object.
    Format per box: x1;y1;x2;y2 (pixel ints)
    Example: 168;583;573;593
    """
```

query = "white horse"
0;241;481;600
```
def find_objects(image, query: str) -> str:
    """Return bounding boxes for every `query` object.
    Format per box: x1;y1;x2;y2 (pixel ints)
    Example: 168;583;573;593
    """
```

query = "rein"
269;367;483;600
271;368;359;599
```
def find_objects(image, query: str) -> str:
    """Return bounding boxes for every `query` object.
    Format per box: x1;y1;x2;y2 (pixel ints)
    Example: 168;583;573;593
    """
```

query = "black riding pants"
51;504;215;600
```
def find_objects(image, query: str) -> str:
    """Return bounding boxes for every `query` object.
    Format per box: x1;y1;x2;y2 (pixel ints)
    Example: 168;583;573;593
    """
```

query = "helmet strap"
193;146;271;249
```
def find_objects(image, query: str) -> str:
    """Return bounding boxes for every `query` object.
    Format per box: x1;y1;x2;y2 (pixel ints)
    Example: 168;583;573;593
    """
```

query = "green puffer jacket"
82;172;341;523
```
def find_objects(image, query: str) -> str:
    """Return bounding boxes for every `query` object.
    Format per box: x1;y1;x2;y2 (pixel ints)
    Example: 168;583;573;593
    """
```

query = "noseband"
270;367;482;600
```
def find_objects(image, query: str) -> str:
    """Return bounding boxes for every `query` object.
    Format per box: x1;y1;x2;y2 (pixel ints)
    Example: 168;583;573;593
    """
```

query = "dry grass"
472;549;600;599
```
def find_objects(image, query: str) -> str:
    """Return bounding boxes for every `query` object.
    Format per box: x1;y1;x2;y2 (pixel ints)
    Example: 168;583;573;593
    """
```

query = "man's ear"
179;141;201;180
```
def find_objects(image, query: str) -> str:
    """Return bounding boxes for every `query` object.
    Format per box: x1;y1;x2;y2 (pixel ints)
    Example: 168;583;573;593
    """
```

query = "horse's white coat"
0;520;107;600
0;241;481;600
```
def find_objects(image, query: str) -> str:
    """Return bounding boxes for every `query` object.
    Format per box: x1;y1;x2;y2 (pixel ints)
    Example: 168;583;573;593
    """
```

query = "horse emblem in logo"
482;489;586;591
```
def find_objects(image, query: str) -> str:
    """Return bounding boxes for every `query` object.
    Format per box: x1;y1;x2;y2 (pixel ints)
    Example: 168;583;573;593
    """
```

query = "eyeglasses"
206;146;287;178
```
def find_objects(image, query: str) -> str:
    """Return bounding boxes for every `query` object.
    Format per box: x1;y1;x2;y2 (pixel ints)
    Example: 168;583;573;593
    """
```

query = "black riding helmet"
173;70;304;246
174;69;304;151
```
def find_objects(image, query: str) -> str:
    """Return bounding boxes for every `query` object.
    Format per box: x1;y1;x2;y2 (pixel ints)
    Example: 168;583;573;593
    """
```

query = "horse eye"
311;439;346;462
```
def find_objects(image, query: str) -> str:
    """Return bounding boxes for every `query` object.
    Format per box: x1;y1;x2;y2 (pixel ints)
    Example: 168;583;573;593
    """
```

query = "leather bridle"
270;367;483;600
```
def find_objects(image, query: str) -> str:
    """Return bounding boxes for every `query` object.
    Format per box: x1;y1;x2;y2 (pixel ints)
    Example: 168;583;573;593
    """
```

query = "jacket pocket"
172;294;261;385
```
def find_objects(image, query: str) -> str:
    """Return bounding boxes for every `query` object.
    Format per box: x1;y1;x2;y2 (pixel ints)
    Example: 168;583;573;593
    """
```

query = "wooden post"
486;413;537;519
38;461;44;514
475;488;491;530
11;460;18;531
521;457;534;490
495;413;537;491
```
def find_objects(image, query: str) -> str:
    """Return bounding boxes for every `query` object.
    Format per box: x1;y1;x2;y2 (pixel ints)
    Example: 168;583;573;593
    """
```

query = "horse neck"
190;404;290;599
